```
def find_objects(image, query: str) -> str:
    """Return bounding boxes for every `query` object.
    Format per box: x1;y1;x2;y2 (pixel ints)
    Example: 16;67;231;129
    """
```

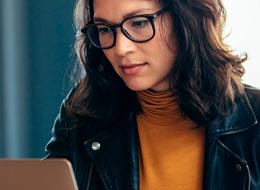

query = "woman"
45;0;260;189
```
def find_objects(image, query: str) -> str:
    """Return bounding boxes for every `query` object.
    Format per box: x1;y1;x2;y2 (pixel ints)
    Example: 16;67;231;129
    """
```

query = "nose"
114;29;135;56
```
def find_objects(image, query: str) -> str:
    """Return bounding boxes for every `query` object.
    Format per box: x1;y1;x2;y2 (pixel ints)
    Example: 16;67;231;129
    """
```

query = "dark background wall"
0;0;75;158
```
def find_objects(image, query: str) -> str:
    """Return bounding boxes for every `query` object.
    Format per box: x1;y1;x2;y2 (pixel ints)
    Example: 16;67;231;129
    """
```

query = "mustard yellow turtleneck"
137;90;205;190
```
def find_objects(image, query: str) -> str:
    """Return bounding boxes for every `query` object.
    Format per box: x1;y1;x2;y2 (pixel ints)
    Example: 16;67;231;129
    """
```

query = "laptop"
0;158;78;190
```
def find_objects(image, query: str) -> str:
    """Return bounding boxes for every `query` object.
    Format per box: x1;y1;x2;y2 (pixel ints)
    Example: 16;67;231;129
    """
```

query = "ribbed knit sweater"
137;90;205;190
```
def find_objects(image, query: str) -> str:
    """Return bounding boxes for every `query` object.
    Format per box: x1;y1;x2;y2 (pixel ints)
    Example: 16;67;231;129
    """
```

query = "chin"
125;83;150;92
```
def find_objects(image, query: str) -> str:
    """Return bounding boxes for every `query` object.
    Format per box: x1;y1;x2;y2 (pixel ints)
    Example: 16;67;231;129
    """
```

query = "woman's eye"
98;26;111;34
132;20;149;27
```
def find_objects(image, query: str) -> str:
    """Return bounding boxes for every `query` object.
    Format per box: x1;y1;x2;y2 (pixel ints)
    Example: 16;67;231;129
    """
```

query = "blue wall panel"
1;0;75;158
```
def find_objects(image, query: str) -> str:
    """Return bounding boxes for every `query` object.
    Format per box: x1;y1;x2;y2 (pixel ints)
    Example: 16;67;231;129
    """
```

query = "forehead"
93;0;160;21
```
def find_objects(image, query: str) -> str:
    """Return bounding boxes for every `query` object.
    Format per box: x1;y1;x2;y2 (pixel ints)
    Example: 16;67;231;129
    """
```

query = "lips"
120;63;147;75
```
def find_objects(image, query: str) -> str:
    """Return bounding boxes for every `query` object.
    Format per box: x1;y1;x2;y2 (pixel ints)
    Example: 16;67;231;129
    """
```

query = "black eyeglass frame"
81;7;167;49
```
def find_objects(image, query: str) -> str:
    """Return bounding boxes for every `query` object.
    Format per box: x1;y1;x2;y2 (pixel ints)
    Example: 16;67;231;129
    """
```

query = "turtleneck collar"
137;89;187;126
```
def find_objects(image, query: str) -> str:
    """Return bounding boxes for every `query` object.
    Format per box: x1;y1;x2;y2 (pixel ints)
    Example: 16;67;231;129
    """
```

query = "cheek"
156;15;177;51
160;30;177;67
150;31;177;66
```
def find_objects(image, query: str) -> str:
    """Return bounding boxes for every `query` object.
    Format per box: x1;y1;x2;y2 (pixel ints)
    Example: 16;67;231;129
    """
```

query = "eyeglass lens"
87;16;154;49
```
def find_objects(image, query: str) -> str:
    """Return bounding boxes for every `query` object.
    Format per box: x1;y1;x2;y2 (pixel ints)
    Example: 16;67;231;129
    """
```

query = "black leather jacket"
45;86;260;190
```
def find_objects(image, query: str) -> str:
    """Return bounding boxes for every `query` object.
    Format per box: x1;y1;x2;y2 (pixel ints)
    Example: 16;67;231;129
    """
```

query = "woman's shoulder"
58;84;117;129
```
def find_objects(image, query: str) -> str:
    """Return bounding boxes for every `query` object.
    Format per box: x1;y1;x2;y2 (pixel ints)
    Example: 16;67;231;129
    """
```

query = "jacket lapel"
203;92;258;190
83;112;139;190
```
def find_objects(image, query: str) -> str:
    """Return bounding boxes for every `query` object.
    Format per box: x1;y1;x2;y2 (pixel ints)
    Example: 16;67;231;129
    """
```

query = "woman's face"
93;0;177;92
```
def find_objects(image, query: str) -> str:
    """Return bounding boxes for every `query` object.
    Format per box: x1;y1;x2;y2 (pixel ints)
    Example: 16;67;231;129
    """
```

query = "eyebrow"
93;8;154;23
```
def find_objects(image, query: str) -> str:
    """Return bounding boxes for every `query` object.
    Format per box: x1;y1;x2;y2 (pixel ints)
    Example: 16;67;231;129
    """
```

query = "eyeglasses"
81;8;167;49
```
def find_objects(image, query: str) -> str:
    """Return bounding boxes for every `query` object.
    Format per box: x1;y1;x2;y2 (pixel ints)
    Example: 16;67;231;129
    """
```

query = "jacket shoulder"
244;85;260;121
245;85;260;97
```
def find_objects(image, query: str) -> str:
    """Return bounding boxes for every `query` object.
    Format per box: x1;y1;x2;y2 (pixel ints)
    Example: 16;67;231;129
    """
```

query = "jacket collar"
80;90;258;139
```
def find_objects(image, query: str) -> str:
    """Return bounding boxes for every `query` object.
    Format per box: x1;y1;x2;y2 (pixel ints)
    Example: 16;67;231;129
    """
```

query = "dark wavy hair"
67;0;246;125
